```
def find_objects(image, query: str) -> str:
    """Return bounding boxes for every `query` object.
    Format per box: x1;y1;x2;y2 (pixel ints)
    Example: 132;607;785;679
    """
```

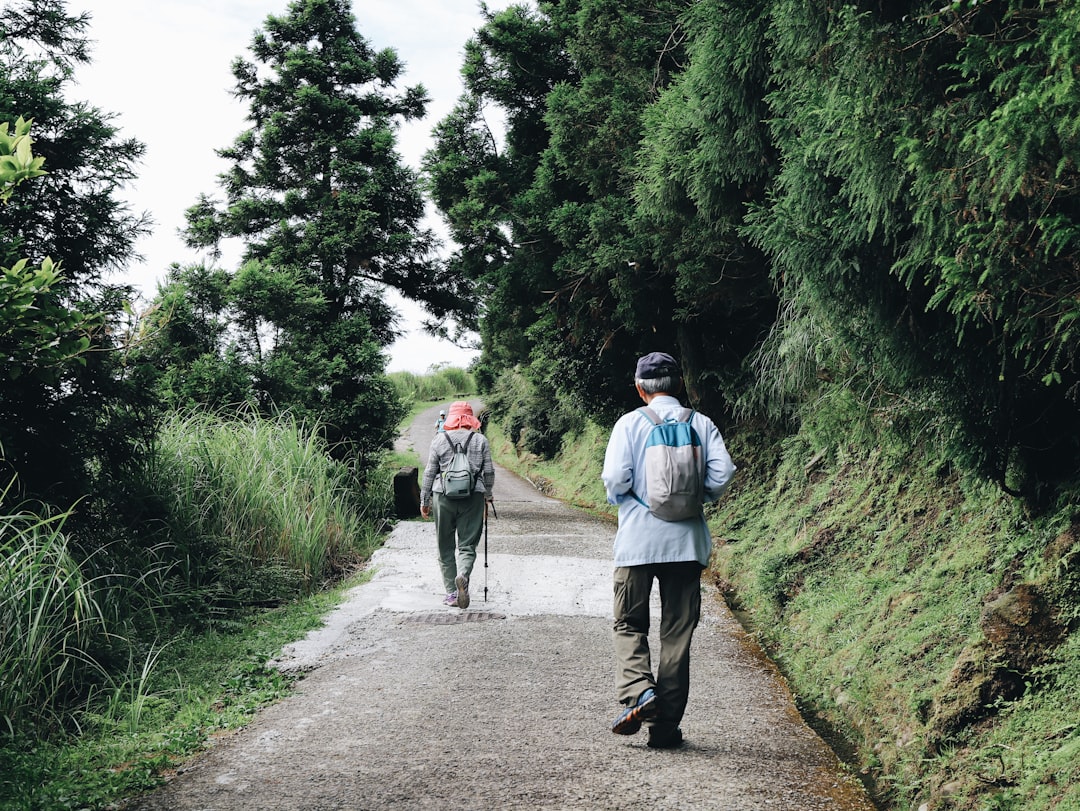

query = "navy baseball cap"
635;352;681;379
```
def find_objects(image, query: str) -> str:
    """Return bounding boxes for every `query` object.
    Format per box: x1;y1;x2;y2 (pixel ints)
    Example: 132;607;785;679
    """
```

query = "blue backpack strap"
679;410;704;471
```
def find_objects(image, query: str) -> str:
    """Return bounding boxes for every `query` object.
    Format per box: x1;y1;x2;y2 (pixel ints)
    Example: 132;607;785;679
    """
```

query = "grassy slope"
491;415;1080;811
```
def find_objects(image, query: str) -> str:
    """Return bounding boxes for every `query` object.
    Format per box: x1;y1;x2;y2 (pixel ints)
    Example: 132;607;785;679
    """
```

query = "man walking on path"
420;401;495;608
602;352;736;749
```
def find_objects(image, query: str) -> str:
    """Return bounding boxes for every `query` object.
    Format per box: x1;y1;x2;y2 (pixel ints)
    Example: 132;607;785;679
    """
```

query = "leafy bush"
485;365;585;459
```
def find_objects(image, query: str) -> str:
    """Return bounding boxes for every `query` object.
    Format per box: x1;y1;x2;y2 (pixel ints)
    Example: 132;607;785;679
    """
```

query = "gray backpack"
440;432;476;499
634;407;704;521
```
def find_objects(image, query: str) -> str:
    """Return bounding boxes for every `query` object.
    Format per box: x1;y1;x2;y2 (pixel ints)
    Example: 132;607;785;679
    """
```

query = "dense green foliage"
0;119;97;381
0;408;391;805
425;2;1080;808
0;0;153;526
0;578;351;810
710;413;1080;810
484;365;586;459
389;365;476;404
0;500;105;735
427;0;1080;501
149;410;388;603
0;1;466;806
424;0;778;424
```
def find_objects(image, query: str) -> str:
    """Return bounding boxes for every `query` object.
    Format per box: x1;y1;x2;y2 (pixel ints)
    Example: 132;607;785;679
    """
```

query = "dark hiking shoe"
455;574;470;609
647;727;684;749
611;688;658;735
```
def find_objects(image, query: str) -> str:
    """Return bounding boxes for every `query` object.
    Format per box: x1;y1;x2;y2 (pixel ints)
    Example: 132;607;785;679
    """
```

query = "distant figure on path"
420;401;494;608
435;409;446;432
601;351;736;748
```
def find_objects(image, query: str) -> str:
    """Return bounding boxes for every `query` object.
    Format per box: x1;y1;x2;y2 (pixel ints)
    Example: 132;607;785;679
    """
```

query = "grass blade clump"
153;410;383;604
0;499;106;733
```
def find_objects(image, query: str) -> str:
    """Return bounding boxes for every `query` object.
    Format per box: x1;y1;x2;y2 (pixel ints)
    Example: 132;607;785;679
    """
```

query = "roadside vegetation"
709;421;1080;811
0;360;473;809
0;408;397;808
389;366;476;407
0;6;479;806
0;584;350;809
708;377;1080;811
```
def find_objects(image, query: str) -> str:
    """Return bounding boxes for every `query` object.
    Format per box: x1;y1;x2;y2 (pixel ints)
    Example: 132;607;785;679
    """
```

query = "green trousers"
613;561;703;732
433;491;485;593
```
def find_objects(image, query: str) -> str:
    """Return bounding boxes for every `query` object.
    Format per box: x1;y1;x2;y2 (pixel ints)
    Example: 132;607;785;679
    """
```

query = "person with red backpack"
601;352;736;748
420;401;495;608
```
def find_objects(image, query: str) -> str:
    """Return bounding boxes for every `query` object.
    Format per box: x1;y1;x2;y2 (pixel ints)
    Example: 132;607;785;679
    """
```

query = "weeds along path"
127;404;875;811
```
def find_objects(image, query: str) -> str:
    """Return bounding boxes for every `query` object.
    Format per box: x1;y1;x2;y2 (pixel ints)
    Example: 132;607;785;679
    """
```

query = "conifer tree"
424;3;573;388
430;0;697;426
178;0;463;455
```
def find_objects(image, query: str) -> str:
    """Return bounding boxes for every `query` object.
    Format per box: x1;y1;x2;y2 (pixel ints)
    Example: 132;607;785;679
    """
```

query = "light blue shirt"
601;395;736;567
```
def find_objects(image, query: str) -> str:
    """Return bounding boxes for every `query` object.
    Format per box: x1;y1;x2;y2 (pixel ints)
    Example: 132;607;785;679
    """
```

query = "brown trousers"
613;561;702;731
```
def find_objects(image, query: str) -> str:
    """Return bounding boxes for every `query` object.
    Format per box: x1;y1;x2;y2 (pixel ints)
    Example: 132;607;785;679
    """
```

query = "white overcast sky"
64;0;511;373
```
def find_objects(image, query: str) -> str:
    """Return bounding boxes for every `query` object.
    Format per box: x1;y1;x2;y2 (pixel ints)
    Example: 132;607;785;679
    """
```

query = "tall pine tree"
176;0;463;456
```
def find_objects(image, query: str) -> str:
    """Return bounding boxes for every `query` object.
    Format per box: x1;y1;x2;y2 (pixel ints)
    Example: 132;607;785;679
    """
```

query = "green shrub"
710;413;1080;811
486;366;585;459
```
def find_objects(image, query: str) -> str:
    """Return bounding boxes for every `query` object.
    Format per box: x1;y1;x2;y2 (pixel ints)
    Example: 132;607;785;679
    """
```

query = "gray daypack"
440;432;476;499
634;407;704;521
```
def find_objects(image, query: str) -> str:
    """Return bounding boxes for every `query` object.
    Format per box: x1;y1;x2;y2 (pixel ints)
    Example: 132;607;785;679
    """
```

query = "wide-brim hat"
442;401;481;431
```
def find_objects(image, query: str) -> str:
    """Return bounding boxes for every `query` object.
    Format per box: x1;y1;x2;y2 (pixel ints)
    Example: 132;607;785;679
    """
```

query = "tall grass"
0;409;396;807
389;365;475;404
0;495;106;734
152;410;386;602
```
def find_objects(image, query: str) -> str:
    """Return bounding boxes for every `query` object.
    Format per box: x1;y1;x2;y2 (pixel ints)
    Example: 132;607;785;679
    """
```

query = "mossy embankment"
488;415;1080;811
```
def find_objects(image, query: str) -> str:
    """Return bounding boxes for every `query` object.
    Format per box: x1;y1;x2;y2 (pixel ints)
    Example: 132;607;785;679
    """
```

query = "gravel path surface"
127;403;876;811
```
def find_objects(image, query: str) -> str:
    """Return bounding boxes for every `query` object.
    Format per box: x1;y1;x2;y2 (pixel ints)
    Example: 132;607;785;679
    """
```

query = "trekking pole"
484;500;498;602
483;501;489;602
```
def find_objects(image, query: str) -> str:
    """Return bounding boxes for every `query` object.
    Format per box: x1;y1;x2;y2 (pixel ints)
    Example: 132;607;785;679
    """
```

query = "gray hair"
636;375;680;395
